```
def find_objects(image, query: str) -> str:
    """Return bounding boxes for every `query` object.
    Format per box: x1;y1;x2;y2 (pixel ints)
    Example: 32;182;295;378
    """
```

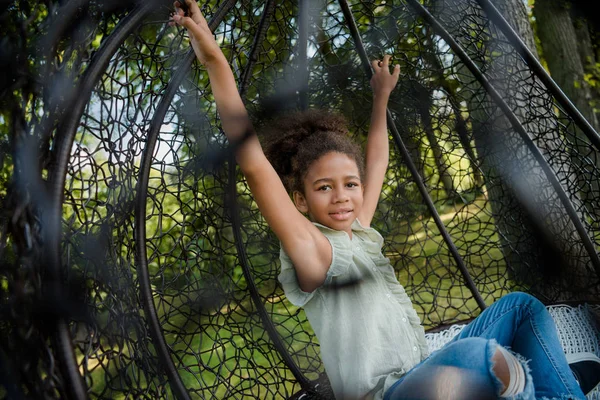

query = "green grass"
388;196;517;328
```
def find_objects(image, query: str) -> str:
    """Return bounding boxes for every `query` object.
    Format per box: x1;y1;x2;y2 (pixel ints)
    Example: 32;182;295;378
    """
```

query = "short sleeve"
277;227;354;307
278;249;316;306
352;220;390;268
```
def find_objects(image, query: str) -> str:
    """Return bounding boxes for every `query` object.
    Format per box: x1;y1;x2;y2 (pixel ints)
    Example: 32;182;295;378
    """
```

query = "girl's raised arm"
359;55;400;227
171;0;331;292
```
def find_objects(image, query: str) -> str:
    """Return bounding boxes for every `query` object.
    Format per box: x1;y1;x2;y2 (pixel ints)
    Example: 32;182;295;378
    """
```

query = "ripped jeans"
384;292;586;400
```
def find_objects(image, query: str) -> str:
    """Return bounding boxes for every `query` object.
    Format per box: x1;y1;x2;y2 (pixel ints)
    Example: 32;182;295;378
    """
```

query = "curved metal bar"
337;0;487;311
135;54;196;400
133;2;237;399
51;319;88;400
45;2;161;399
403;0;600;276
49;1;156;184
35;0;93;144
32;1;97;399
476;0;600;151
227;0;314;390
227;162;314;389
239;0;276;96
48;2;157;254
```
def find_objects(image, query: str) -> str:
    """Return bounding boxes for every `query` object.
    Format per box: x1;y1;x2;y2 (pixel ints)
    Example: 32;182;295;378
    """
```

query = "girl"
171;1;600;399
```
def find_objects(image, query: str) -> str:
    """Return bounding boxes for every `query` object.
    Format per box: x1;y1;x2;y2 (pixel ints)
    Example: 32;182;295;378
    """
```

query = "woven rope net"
1;0;599;398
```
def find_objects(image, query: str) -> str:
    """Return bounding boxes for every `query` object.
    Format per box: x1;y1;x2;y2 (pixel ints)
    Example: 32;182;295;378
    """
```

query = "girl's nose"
333;190;349;203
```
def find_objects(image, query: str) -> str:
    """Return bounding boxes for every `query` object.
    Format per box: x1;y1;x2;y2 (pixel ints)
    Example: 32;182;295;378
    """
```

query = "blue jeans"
384;292;585;399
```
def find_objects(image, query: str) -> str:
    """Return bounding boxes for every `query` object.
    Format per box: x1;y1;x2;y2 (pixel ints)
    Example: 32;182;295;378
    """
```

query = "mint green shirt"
278;220;429;400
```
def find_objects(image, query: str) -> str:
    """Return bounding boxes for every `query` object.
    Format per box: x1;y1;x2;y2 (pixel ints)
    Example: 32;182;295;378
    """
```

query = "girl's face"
293;152;364;237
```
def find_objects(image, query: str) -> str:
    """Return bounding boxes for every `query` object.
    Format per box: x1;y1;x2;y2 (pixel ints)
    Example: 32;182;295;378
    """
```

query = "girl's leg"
451;292;585;399
384;337;534;400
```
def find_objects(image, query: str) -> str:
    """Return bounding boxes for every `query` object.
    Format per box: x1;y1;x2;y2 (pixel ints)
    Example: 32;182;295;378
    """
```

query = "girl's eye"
318;185;331;191
347;182;359;188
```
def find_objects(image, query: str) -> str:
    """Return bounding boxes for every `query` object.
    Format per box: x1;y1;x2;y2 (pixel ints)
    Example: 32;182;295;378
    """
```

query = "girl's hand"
170;0;225;66
370;55;400;98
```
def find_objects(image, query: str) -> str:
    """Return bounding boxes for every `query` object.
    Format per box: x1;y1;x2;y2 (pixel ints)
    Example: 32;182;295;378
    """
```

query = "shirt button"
413;346;418;351
402;317;407;322
355;246;361;251
386;293;391;299
372;267;377;272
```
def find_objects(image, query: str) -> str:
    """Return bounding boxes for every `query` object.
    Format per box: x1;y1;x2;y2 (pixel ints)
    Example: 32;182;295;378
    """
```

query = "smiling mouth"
329;210;353;221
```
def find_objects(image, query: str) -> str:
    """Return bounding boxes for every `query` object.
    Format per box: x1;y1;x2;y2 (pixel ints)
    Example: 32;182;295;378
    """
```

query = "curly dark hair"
260;110;365;194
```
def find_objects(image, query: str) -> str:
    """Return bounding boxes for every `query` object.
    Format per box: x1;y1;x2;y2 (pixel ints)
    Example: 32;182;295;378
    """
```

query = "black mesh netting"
1;0;599;398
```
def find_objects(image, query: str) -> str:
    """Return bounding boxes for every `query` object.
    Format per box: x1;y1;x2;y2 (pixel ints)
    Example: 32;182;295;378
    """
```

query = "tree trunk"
398;113;428;184
570;10;600;131
422;35;484;188
431;0;598;301
412;82;457;199
451;97;483;188
532;0;600;221
533;0;599;131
